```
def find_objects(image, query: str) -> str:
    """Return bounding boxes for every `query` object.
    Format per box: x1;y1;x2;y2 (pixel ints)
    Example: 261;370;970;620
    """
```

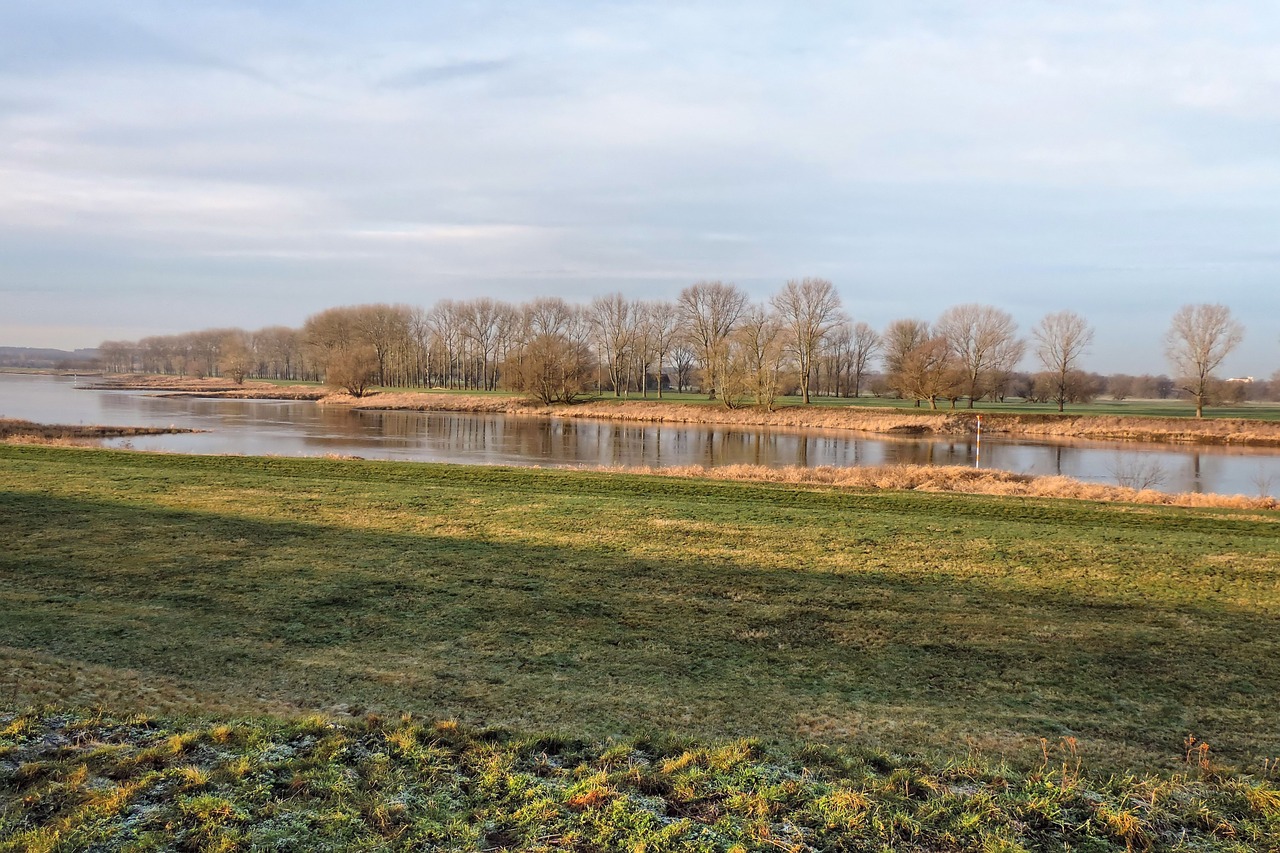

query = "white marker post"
975;414;982;469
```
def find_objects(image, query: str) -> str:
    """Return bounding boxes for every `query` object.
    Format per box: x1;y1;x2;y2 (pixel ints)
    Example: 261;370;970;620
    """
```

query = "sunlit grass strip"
2;711;1277;853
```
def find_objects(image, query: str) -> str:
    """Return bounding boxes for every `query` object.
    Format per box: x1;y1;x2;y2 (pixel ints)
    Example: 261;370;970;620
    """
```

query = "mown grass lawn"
1;445;1277;774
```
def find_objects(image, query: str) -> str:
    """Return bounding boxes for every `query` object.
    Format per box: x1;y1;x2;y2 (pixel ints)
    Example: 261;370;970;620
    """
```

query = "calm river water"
3;372;1278;496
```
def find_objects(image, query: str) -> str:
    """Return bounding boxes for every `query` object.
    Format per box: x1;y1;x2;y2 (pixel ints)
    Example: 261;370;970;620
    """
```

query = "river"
2;372;1278;497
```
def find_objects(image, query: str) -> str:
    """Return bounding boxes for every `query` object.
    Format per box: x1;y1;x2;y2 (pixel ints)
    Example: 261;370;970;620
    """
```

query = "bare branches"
936;304;1024;407
1032;311;1094;413
677;281;749;404
771;278;842;404
1164;303;1245;418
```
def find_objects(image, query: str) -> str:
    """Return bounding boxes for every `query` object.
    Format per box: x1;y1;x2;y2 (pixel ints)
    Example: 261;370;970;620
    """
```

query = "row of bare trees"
96;286;1251;416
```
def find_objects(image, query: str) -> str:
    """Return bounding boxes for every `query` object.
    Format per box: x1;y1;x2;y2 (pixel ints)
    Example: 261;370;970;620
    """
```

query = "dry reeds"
91;374;325;400
602;462;1280;511
0;419;195;443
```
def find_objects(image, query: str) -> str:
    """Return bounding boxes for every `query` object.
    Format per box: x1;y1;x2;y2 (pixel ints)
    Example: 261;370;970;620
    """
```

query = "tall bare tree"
936;303;1025;407
882;318;931;403
850;321;881;399
898;336;962;409
591;293;637;397
1164;303;1245;418
217;330;255;384
1032;310;1094;412
353;304;414;387
460;298;504;390
677;281;748;402
507;298;592;403
771;277;842;404
722;304;787;410
640;300;679;399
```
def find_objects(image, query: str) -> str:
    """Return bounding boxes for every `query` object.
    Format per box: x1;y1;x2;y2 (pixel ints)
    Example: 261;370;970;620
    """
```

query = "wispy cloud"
0;1;1277;373
381;58;513;88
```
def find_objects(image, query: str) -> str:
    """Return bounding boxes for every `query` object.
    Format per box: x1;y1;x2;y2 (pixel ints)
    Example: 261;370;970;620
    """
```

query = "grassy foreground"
3;447;1280;850
4;711;1278;852
1;447;1279;768
1;446;1278;767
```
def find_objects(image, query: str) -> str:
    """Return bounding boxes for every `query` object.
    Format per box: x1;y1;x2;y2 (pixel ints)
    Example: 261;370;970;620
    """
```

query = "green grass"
4;711;1277;852
608;391;1280;420
1;445;1278;778
354;382;1280;421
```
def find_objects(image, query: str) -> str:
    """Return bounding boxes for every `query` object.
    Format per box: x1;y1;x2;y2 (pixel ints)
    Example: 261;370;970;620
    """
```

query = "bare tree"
460;298;503;390
640;300;679;399
850;321;881;399
1032;310;1094;412
426;300;463;388
882;318;931;403
217;330;255;384
771;278;842;404
507;299;592;403
1164;303;1245;418
353;304;414;387
670;345;696;393
722;304;787;409
326;346;379;397
899;336;962;410
677;281;749;402
591;293;637;397
936;304;1025;407
254;326;301;380
303;306;363;383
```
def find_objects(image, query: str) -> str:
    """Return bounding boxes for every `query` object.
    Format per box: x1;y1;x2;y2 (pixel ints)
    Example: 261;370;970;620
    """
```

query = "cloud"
380;58;513;88
0;1;1277;372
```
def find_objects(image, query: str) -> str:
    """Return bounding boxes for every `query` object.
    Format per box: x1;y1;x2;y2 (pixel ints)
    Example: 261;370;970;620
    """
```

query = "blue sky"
2;1;1277;375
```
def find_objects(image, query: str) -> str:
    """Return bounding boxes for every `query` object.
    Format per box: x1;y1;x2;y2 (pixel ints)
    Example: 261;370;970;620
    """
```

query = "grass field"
608;391;1280;421
2;445;1277;777
378;388;1280;421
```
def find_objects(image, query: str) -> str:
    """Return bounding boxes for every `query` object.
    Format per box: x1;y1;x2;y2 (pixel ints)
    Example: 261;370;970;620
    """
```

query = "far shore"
79;374;1280;447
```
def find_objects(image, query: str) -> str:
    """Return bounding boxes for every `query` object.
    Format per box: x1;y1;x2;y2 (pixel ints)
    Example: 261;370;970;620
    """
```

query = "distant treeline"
95;283;1276;410
0;346;100;370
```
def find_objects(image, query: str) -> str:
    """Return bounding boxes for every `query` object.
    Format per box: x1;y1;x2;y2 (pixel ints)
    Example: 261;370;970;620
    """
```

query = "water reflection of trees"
19;375;1280;497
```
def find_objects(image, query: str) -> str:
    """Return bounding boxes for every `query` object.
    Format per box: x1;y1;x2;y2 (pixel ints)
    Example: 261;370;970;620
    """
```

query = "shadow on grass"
3;486;1278;771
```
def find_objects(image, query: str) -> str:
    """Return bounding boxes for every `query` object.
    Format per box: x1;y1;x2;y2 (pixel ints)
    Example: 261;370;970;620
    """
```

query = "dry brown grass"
91;374;325;399
604;462;1280;511
331;392;1280;446
0;419;195;444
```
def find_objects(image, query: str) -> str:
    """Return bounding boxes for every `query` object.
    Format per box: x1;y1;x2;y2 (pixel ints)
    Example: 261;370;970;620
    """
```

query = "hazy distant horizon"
3;2;1278;376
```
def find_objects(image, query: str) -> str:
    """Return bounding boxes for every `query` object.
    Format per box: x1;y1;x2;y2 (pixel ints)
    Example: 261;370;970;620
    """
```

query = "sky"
1;1;1278;376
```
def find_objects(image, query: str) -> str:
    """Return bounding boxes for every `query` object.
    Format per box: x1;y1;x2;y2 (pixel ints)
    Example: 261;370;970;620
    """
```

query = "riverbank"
2;445;1277;774
332;390;1280;447
0;418;197;444
87;374;326;400
87;376;1280;446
